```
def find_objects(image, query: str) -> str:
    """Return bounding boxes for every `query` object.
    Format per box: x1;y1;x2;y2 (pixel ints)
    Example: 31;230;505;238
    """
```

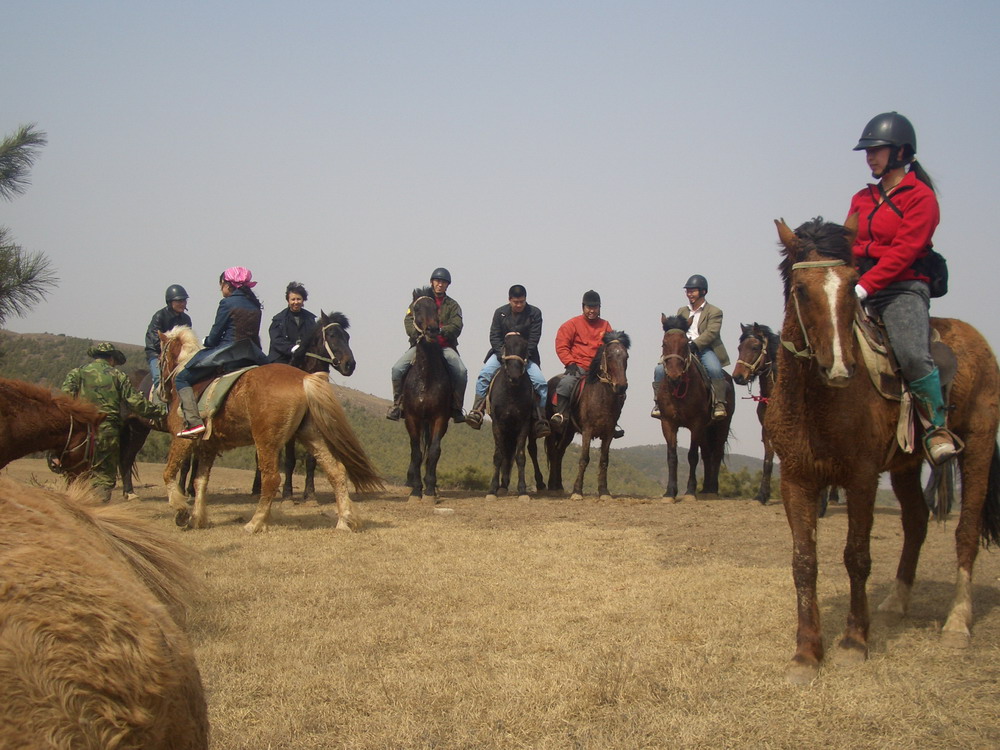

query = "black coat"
268;307;317;364
145;306;193;360
485;303;543;365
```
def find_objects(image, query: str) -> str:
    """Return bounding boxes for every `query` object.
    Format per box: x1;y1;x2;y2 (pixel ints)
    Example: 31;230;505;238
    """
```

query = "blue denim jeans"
476;354;547;405
149;356;161;387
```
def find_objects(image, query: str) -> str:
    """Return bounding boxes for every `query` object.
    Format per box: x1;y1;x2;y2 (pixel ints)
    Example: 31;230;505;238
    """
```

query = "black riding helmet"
683;274;708;294
853;112;916;171
165;284;189;304
582;289;601;306
430;267;452;284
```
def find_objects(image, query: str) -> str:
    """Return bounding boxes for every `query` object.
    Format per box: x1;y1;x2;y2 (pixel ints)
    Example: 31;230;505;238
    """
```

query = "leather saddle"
181;366;257;439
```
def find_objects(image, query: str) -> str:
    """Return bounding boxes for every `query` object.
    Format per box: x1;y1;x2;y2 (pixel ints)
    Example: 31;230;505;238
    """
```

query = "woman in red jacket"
848;111;956;463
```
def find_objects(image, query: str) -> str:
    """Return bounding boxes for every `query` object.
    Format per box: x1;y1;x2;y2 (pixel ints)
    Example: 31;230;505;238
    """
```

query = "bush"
440;464;491;491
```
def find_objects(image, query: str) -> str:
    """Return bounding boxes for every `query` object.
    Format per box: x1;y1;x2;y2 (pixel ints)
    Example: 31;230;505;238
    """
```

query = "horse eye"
793;284;809;301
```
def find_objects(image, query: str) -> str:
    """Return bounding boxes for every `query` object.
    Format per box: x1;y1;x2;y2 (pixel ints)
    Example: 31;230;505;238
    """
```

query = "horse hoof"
485;494;498;502
125;492;140;501
700;492;720;500
599;494;612;501
407;494;422;503
335;517;358;532
662;496;678;504
517;494;531;502
785;661;819;686
570;493;584;501
679;494;697;502
243;521;267;534
174;508;190;527
833;642;867;666
941;629;971;649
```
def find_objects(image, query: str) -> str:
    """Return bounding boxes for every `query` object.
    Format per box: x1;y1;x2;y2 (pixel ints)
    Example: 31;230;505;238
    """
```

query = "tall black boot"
385;380;403;421
466;394;487;430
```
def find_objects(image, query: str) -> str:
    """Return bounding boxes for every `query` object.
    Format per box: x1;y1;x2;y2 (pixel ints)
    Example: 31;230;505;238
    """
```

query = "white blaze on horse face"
823;268;850;380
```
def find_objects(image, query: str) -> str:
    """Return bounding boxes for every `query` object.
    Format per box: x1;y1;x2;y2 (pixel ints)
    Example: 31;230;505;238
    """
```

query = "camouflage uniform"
61;343;167;500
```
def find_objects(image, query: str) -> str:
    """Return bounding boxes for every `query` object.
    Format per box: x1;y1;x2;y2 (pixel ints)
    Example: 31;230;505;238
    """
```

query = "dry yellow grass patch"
6;459;1000;749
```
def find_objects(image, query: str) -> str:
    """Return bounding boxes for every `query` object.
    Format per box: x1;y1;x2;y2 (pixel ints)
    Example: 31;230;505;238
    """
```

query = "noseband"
500;332;527;368
49;415;97;475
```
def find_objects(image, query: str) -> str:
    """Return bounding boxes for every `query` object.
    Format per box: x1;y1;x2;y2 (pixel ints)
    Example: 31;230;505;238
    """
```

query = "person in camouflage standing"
61;342;167;501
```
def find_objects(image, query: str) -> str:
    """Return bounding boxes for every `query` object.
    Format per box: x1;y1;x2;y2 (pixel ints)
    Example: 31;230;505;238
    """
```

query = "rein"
500;332;527;367
52;415;97;474
780;259;848;360
410;296;435;336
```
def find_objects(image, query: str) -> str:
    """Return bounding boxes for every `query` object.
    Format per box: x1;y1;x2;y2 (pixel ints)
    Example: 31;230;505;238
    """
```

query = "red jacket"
555;315;613;369
847;170;939;295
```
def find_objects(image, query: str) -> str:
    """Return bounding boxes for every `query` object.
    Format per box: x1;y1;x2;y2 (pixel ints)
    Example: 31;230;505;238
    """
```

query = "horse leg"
246;440;281;534
164;439;195;527
303;453;317;500
941;441;996;647
514;426;530;500
877;464;928;620
406;425;424;502
834;479;878;665
681;440;700;501
528;437;546;493
756;409;772;505
597;436;612;501
422;418;447;502
661;421;679;502
282;438;296;499
486;430;503;501
498;431;516;497
570;429;592;501
781;475;824;684
188;450;216;530
295;424;361;531
119;421;150;498
700;427;725;498
251;453;261;497
545;432;566;494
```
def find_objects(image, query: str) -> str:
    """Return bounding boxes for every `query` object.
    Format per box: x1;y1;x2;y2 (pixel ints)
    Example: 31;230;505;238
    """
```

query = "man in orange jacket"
550;290;622;438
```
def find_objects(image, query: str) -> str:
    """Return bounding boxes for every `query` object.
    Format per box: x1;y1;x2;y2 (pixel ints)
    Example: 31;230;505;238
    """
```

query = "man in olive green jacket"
62;342;167;500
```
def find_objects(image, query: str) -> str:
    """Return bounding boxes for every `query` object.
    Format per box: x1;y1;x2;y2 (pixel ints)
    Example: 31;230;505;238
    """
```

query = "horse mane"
586;331;631;383
661;315;689;333
320;311;350;329
412;286;433;301
0;378;103;424
162;325;202;367
778;217;853;301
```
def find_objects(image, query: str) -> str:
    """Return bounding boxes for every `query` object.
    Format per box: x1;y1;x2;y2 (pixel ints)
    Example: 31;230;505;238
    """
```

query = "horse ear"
741;323;750;334
844;212;859;247
775;218;799;254
660;312;667;326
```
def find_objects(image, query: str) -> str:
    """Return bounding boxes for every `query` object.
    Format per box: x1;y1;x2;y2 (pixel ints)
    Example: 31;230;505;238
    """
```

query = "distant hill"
0;330;773;495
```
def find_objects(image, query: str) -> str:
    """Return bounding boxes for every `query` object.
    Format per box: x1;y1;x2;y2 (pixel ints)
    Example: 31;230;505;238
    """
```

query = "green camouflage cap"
87;342;127;365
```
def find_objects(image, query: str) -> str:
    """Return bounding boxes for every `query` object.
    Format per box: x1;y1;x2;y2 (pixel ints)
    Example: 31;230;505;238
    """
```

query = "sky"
4;0;999;458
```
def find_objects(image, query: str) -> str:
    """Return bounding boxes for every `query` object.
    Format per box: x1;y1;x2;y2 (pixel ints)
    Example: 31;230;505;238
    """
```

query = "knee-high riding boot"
909;367;959;464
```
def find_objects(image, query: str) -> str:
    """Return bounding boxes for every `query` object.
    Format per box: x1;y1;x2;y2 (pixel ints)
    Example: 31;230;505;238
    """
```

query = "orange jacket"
555;315;613;370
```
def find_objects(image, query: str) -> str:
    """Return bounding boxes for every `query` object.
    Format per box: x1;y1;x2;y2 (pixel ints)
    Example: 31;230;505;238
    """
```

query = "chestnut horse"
158;326;382;533
767;216;1000;684
732;322;779;505
0;377;103;475
401;288;452;502
0;478;208;748
485;332;535;501
655;315;734;502
545;331;630;500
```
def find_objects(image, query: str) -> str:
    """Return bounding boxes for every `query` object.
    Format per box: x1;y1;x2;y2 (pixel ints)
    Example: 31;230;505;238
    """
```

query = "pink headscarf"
222;266;257;289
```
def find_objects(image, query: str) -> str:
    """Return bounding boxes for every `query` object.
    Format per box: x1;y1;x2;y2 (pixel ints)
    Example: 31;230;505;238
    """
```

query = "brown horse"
401;288;453;502
545;331;630;500
767;216;1000;684
0;377;103;475
732;322;779;505
158;326;382;533
655;315;734;502
0;478;208;748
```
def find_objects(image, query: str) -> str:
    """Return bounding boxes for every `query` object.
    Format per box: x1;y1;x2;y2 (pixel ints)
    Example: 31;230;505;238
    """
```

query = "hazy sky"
5;1;999;456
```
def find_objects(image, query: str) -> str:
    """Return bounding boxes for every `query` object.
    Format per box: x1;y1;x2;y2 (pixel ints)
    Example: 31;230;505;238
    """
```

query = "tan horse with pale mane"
0;478;208;748
766;216;1000;684
158;326;382;533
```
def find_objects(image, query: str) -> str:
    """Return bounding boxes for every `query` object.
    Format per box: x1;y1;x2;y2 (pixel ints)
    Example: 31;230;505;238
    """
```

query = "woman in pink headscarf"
174;267;268;437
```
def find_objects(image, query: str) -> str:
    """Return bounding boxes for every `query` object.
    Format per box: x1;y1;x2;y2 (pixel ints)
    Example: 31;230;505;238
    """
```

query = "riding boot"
176;387;205;438
909;367;960;464
650;381;662;419
534;404;551;439
385;379;403;421
549;394;568;429
466;394;487;430
710;378;728;421
451;393;466;423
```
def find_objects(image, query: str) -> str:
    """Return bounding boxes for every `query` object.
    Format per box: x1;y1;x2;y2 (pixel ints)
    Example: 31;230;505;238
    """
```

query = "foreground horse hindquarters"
158;326;382;533
545;331;630;500
767;216;1000;684
0;478;208;748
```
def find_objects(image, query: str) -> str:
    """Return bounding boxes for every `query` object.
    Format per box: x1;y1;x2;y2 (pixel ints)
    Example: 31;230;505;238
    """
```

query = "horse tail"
981;442;1000;549
68;480;199;623
302;373;384;493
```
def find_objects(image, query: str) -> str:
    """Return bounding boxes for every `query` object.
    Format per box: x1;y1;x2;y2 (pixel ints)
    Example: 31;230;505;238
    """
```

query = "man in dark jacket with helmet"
145;284;192;387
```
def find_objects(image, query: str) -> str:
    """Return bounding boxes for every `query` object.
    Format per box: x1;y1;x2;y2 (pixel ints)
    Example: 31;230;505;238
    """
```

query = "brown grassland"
5;458;1000;749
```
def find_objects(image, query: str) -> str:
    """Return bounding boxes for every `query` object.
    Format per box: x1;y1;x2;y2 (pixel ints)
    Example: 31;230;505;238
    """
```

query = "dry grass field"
6;458;1000;749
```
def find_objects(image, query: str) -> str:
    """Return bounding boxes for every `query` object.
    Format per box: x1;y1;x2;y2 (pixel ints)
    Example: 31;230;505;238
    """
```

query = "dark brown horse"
767;216;1000;684
732;322;779;505
545;331;630;500
485;332;534;501
0;378;103;475
158;327;382;532
655;315;734;502
251;311;358;500
401;288;452;502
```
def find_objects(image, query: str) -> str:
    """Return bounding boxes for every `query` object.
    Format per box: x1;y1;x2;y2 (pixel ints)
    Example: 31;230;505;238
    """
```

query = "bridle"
500;332;527;369
304;320;348;369
659;328;692;397
48;414;97;475
410;296;441;340
596;338;627;389
736;334;774;384
780;259;848;361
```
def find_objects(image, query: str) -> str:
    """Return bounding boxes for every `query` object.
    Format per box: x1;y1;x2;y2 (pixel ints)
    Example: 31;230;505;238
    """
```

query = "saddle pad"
197;366;257;439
